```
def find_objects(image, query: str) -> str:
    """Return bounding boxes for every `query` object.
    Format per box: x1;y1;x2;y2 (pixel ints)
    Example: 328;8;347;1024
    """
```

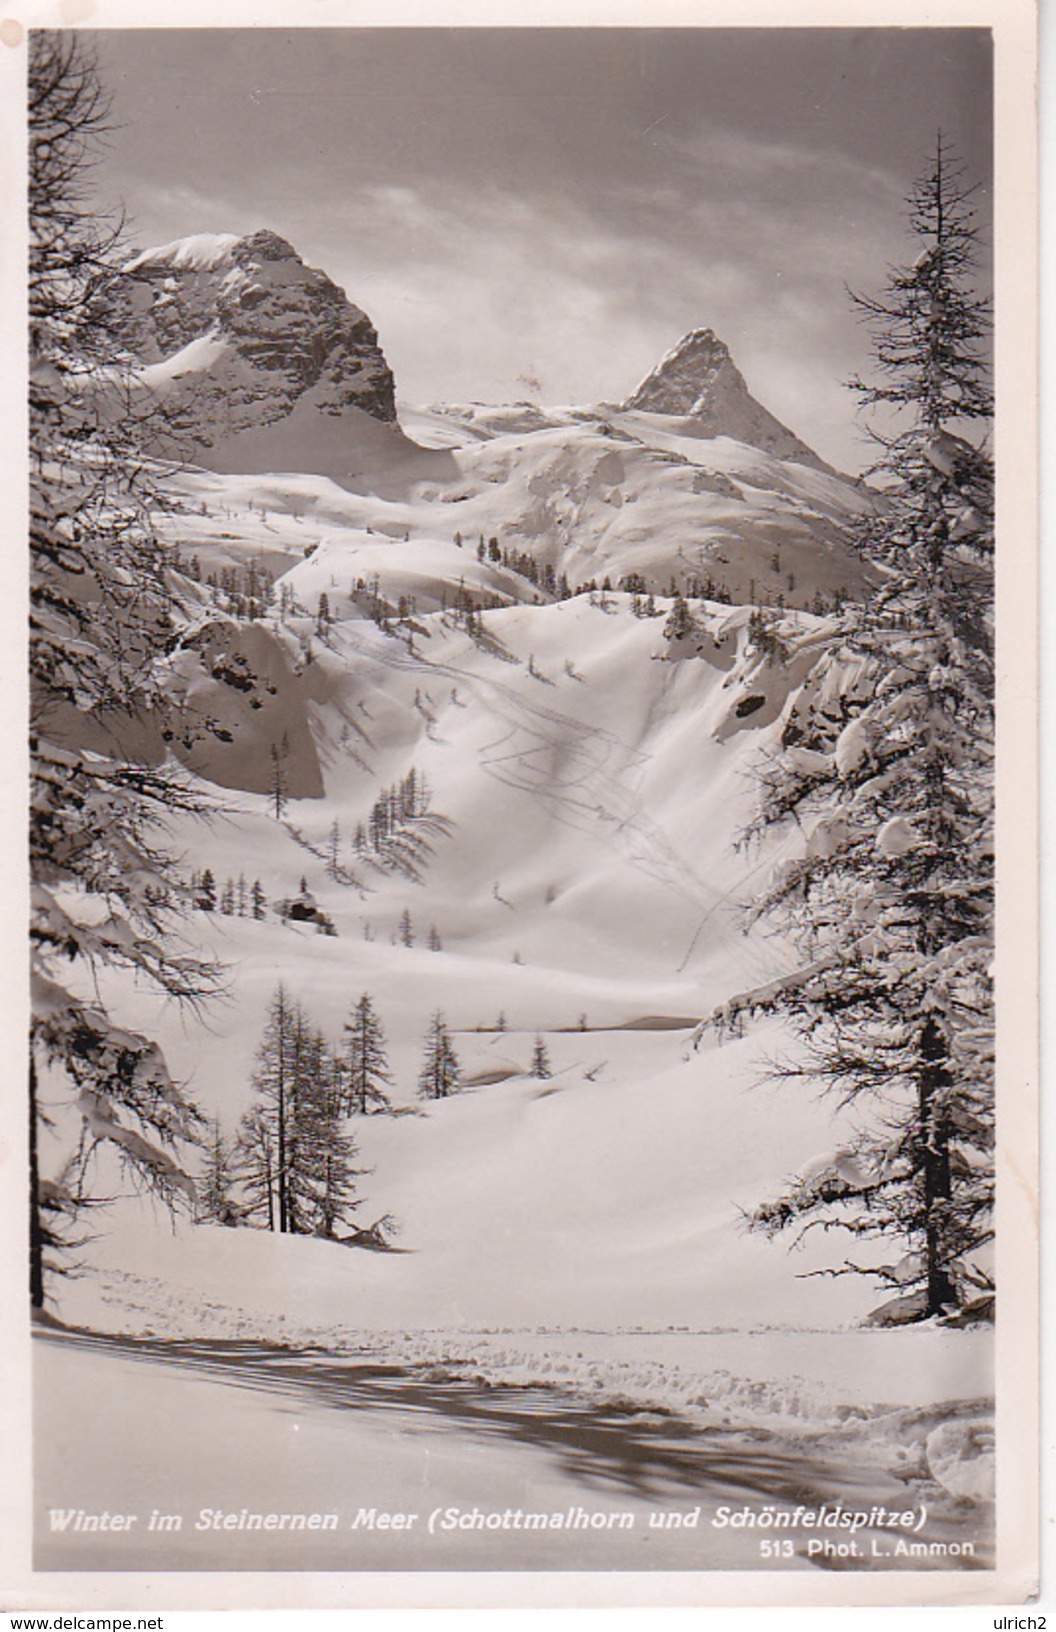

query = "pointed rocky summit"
624;328;826;469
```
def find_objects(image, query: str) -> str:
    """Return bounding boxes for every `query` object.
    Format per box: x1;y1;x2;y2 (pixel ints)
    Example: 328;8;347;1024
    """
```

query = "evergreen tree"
342;994;393;1115
398;907;415;948
235;1106;276;1231
530;1036;552;1080
244;985;300;1233
427;924;442;952
299;1038;360;1238
29;33;215;1304
237;1010;359;1237
198;1119;237;1225
747;607;788;662
664;591;695;641
196;868;217;912
281;1011;317;1235
707;139;994;1322
326;819;341;879
282;1024;356;1236
418;1013;461;1100
269;741;289;818
251;879;267;920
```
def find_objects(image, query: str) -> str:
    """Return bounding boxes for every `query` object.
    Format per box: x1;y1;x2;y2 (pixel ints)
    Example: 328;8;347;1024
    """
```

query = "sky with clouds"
87;28;992;473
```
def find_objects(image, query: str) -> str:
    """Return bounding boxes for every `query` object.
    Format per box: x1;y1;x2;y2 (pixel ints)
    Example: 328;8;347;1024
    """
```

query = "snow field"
44;549;941;1340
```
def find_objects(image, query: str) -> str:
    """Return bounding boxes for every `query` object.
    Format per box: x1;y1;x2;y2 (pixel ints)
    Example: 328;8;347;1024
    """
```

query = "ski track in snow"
335;621;737;924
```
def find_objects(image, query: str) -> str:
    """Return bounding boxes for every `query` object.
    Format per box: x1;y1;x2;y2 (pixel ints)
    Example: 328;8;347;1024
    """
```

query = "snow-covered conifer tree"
29;32;216;1306
196;868;217;911
342;994;393;1115
197;1119;237;1225
326;818;341;879
268;741;288;818
530;1037;552;1080
234;1107;276;1231
706;139;994;1323
664;592;695;642
418;1013;461;1101
296;1036;361;1238
242;984;301;1233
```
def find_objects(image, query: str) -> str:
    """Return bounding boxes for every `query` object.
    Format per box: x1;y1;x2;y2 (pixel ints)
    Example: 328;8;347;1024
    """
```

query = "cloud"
280;164;898;468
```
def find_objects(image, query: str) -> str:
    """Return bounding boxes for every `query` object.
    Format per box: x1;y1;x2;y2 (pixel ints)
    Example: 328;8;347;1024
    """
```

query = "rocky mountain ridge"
110;230;398;445
100;231;872;613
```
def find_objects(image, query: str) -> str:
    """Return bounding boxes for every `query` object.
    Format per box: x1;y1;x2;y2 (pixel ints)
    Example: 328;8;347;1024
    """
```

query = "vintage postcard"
0;0;1039;1615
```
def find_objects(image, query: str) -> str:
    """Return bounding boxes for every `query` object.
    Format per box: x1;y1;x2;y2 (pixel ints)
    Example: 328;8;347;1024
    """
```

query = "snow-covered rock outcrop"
109;230;398;446
624;327;828;470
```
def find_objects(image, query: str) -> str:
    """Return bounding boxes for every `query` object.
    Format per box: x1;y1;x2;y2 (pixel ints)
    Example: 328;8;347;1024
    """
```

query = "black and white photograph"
2;0;1039;1612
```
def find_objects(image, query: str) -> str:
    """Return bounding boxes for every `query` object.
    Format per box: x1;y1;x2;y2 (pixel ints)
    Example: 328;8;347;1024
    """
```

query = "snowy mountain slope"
144;589;817;982
157;409;874;629
39;559;895;1337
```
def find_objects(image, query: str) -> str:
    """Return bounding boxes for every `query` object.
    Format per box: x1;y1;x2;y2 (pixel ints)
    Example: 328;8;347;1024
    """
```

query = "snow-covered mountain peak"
110;228;399;448
122;231;245;274
124;228;321;283
625;327;829;470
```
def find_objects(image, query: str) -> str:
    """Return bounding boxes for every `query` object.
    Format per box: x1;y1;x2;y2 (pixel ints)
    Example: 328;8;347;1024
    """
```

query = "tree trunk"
920;1018;956;1314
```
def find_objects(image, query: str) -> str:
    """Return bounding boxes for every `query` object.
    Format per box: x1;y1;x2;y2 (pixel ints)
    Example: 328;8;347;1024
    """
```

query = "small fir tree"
326;819;341;880
235;1106;276;1231
342;994;393;1116
530;1037;552;1080
419;1013;461;1100
198;1120;237;1225
288;1029;360;1238
269;741;289;819
664;592;695;641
